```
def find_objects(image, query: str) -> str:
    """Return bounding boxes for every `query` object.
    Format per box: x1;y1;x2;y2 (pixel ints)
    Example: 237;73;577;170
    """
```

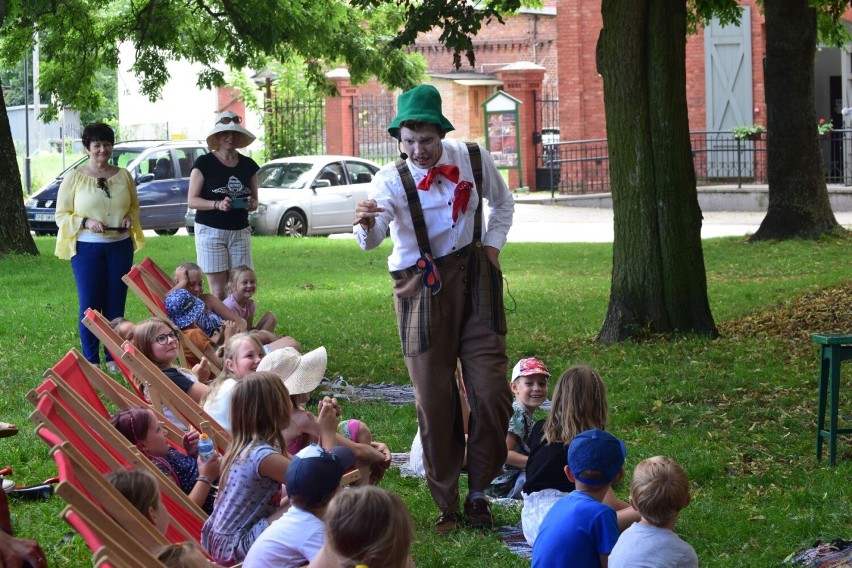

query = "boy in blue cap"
532;428;627;568
243;444;355;567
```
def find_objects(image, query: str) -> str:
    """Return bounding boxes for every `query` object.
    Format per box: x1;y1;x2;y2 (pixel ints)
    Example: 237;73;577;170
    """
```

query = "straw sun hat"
257;346;328;395
206;110;256;150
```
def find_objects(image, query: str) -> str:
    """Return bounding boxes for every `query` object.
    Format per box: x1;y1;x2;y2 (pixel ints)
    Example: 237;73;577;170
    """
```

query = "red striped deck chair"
30;387;207;543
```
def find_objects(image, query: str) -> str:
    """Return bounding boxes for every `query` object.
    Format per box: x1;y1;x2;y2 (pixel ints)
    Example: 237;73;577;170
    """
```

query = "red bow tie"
417;164;460;190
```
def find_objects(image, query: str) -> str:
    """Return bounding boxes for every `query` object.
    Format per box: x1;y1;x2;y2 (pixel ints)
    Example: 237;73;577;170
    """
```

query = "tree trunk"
0;88;39;257
596;0;716;343
751;0;841;240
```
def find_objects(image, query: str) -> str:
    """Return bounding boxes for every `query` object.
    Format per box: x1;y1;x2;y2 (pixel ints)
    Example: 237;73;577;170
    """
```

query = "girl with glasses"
54;122;145;370
132;318;212;408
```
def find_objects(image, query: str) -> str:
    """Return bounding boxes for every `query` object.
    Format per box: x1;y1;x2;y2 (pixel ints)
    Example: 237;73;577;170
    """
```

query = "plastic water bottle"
197;433;215;463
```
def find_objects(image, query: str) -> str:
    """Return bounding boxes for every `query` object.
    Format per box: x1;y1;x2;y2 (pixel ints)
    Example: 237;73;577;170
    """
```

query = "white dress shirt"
355;138;514;271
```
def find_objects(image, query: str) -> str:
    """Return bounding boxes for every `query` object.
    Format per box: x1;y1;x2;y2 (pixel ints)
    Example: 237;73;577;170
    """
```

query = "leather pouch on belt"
393;271;439;357
469;242;507;335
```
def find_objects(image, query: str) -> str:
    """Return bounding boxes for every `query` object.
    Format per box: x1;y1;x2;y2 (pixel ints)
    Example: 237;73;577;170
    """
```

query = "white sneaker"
105;361;121;374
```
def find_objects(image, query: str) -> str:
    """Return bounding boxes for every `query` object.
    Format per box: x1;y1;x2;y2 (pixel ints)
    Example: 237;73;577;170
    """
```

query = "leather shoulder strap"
395;159;432;256
466;142;484;241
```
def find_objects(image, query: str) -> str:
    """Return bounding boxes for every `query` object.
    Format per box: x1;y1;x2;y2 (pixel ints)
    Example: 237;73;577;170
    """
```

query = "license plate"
35;213;55;221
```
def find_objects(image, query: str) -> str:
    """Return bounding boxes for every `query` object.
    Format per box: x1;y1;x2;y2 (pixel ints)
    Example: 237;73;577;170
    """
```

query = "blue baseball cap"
568;429;626;486
285;444;355;506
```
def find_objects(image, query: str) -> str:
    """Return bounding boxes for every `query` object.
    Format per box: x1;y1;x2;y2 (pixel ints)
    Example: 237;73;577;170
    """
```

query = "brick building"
325;0;852;189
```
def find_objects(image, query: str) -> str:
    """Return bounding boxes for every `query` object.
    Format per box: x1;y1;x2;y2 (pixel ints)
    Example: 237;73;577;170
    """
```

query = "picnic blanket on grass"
783;540;852;567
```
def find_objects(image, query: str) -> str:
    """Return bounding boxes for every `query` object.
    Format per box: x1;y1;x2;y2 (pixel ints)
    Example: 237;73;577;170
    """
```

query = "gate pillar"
326;68;360;156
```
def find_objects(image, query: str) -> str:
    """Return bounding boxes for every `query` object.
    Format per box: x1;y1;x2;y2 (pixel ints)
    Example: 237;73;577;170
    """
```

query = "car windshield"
55;148;147;179
257;163;315;189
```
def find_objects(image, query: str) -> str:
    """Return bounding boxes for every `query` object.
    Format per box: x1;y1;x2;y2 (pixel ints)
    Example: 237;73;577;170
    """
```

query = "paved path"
505;201;852;243
148;203;852;243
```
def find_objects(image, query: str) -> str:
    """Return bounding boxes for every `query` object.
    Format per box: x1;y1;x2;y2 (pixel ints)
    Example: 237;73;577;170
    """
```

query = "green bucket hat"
388;85;455;139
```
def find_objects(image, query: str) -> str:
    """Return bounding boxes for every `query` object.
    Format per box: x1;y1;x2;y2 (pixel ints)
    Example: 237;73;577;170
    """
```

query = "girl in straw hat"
188;110;259;300
257;347;392;486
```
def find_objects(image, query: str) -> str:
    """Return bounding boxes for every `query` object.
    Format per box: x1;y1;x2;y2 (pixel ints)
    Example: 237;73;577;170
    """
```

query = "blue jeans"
71;238;134;364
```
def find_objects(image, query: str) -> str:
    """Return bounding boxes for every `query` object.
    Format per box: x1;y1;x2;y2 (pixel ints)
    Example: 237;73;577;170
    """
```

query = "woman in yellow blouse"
55;122;145;366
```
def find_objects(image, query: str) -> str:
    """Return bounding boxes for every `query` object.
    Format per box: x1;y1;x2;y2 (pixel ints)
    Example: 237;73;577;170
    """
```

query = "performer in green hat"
354;84;515;533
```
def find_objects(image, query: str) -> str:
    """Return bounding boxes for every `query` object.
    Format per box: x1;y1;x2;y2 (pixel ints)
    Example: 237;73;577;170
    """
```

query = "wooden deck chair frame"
139;256;173;298
29;388;207;540
80;309;146;399
39;355;187;451
51;442;170;552
120;342;231;452
123;265;222;376
63;507;155;568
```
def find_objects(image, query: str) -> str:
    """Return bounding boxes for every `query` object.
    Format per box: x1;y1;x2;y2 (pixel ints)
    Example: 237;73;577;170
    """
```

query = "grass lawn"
18;151;86;195
1;233;850;567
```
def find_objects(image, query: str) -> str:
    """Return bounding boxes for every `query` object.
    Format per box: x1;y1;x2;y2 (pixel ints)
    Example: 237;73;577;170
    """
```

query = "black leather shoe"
435;510;464;534
464;496;493;529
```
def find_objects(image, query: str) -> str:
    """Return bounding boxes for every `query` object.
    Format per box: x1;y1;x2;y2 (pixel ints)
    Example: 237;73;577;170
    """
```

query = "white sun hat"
257;346;328;395
206;110;256;150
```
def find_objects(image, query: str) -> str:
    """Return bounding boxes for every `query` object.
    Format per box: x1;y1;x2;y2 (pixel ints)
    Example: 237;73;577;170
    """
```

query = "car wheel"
154;229;179;236
278;210;307;237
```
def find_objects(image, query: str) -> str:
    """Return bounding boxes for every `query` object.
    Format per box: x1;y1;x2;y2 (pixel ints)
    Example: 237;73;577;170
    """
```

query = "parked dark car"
25;140;208;236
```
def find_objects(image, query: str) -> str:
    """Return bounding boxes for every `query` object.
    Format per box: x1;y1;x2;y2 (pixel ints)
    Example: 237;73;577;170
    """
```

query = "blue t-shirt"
532;491;619;568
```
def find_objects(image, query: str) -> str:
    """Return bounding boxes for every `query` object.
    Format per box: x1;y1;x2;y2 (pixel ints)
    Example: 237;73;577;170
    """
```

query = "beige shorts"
194;224;253;274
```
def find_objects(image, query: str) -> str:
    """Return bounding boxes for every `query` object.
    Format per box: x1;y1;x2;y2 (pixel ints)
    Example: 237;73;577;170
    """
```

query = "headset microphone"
398;140;408;161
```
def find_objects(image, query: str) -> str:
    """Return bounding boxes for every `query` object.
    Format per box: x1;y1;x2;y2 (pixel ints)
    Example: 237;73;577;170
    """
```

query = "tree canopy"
0;0;526;256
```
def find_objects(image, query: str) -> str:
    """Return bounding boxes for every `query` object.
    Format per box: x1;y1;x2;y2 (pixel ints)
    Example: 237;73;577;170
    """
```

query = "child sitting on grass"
486;357;550;499
201;371;339;565
307;486;415;568
609;456;698;568
532;429;626;568
521;365;638;546
223;265;279;334
243;444;355;567
257;346;391;485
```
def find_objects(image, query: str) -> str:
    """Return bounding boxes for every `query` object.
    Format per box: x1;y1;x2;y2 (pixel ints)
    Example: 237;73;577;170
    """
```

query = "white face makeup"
399;125;445;170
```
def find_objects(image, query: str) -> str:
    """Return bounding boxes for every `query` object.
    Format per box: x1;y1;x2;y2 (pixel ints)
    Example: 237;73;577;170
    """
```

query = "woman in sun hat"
258;347;392;485
188;110;260;300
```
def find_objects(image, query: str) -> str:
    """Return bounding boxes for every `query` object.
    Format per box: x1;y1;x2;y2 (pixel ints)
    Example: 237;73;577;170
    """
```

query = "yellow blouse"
54;169;145;260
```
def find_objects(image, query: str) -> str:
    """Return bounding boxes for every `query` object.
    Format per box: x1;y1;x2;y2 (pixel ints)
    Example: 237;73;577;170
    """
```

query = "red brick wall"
557;0;768;139
411;7;559;89
217;87;246;118
556;1;605;140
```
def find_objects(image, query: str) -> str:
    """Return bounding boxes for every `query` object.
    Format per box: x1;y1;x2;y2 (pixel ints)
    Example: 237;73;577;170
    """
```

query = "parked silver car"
251;155;380;236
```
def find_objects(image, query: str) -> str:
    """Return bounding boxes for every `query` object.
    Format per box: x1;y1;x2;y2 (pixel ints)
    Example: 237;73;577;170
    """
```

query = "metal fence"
537;129;852;194
354;93;397;165
264;95;326;159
